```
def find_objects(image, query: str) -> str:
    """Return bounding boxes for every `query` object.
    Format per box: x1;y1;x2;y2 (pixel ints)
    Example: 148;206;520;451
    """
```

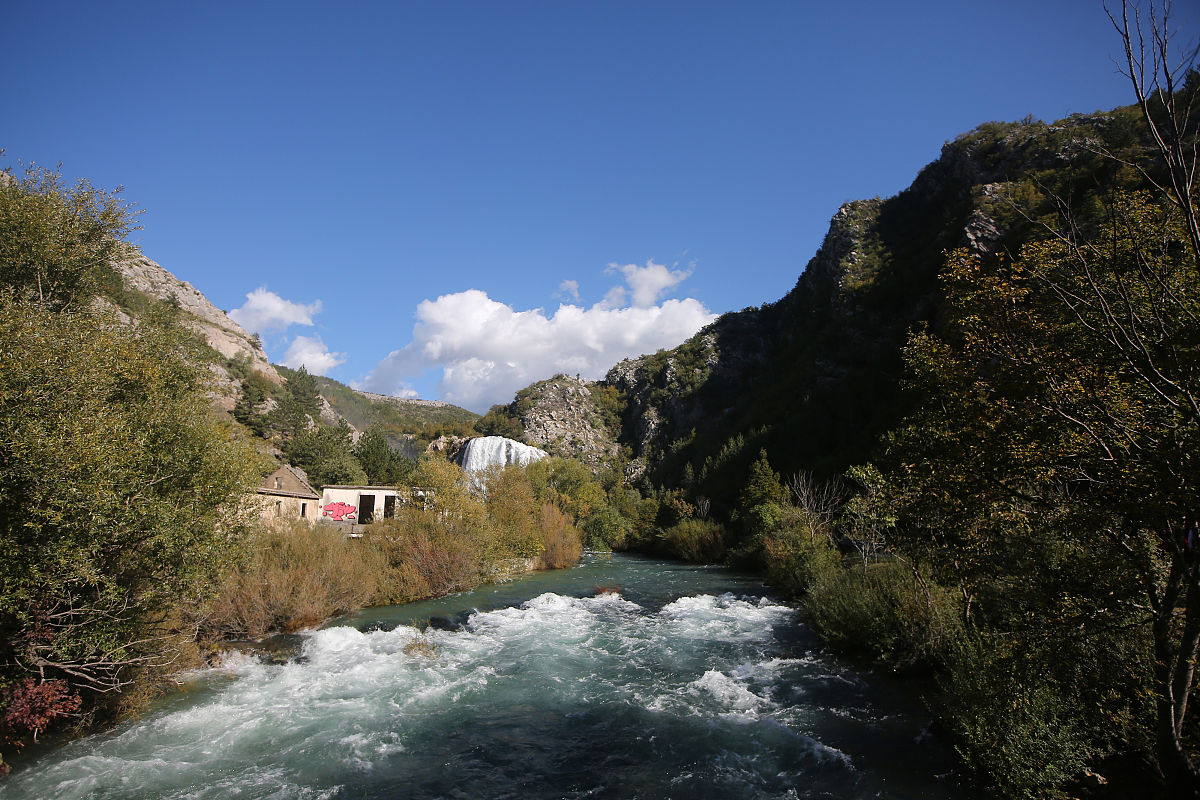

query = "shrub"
760;518;841;596
537;504;583;569
366;512;488;604
803;559;961;672
0;678;82;771
580;505;628;550
482;463;543;559
201;522;383;639
662;518;727;563
938;635;1096;798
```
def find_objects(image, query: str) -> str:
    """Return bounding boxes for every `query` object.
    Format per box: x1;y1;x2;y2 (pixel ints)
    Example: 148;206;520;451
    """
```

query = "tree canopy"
0;165;135;311
0;164;258;772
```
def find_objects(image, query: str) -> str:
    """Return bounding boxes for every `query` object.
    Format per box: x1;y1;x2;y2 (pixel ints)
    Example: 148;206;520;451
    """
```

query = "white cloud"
363;265;717;412
556;279;581;302
606;260;693;307
229;287;322;334
282;335;346;375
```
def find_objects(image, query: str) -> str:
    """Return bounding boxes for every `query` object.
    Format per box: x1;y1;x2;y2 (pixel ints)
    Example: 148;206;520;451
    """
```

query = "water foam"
7;581;973;800
456;435;548;472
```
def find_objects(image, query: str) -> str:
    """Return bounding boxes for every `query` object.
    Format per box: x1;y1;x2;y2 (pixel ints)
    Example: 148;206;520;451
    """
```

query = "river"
2;553;989;799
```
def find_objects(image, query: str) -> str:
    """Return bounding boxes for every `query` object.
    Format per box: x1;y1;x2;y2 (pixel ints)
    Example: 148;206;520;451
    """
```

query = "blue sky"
5;1;1196;411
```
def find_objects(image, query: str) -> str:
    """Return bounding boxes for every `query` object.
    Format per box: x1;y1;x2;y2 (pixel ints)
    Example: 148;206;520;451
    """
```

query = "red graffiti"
322;502;357;521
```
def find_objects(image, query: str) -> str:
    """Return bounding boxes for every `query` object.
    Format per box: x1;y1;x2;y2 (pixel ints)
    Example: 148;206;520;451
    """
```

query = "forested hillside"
488;17;1200;796
600;102;1157;509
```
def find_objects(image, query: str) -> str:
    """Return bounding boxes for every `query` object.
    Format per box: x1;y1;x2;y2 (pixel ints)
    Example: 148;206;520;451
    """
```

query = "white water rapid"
3;554;984;800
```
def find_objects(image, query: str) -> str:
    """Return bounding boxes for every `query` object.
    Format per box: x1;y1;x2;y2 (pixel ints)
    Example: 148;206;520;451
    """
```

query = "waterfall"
456;436;548;472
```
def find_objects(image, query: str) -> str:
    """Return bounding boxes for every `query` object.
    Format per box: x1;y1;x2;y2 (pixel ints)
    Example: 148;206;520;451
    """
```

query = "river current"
3;554;987;799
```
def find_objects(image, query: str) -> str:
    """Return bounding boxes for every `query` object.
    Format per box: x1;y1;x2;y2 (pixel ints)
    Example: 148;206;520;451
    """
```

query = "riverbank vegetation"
0;165;262;772
636;19;1200;798
0;162;602;774
198;457;589;641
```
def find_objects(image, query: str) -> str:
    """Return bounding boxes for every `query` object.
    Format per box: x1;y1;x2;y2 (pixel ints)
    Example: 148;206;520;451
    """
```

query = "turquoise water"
2;554;987;799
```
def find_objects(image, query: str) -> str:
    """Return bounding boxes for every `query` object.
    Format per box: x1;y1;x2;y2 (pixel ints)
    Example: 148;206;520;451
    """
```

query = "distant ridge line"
351;389;459;409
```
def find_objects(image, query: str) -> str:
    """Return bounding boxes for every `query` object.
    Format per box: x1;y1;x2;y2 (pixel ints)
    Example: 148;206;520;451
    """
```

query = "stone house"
252;465;321;521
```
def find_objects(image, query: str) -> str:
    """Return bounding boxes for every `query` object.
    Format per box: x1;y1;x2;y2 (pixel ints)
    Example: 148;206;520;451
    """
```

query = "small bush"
537;504;584;569
760;516;841;596
662;518;728;562
803;559;961;671
201;522;383;639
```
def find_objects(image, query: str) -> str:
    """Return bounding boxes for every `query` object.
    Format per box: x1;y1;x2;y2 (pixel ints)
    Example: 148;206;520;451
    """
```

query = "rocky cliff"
115;253;280;411
504;106;1149;505
516;376;619;469
477;374;621;472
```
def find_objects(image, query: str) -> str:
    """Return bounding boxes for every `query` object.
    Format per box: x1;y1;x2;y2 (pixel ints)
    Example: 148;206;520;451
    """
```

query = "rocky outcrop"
117;254;280;383
513;375;619;470
426;435;469;462
317;395;359;440
352;391;459;409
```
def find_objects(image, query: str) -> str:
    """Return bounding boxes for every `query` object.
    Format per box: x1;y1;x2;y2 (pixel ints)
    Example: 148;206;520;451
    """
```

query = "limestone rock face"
352;391;459;410
513;375;619;471
114;253;281;412
426;435;469;462
317;395;360;441
116;254;280;384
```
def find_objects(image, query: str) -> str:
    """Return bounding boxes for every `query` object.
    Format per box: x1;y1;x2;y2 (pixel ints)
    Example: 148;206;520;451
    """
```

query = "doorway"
358;493;376;524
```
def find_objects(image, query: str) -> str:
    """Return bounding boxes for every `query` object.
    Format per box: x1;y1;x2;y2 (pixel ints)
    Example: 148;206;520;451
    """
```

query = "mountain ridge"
495;104;1153;506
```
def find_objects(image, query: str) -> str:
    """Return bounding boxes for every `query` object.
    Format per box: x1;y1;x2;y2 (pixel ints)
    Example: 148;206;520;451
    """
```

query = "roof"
256;464;320;499
320;485;404;492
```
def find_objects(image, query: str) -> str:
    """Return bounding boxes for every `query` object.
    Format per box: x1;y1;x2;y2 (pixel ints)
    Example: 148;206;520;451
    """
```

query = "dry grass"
201;486;588;643
402;634;439;659
201;522;383;639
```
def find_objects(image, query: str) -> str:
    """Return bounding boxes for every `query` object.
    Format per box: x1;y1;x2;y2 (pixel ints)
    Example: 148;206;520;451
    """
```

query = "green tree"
232;370;274;436
527;457;606;523
352;425;415;485
481;464;543;558
410;455;485;527
0;299;258;768
0;164;135;311
284;421;367;487
474;404;524;439
734;449;788;535
270;365;321;438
